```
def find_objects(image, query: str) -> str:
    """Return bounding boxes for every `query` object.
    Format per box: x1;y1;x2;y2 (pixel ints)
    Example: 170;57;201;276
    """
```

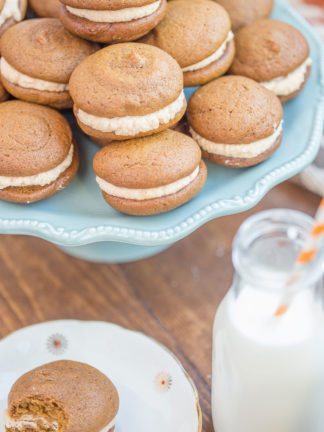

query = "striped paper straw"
275;198;324;317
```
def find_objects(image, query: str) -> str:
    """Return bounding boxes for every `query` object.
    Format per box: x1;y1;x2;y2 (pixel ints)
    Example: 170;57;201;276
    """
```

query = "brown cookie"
187;76;283;168
0;19;98;109
0;0;27;39
59;0;167;43
70;43;186;141
29;0;61;18
215;0;273;32
141;0;234;87
230;19;311;102
93;129;207;215
6;360;119;432
0;101;79;203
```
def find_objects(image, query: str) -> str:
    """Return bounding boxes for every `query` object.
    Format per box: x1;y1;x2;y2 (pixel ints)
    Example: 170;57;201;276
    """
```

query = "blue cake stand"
0;0;323;263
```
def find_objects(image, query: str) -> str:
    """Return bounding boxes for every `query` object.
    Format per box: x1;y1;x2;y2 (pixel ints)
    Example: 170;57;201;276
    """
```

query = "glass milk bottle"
212;209;324;432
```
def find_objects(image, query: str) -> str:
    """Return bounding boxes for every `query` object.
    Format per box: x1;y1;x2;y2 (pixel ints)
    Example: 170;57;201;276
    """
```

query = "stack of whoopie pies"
0;0;313;216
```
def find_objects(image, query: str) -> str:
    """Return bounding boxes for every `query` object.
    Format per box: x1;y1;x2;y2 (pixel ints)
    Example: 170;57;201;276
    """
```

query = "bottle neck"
232;209;324;295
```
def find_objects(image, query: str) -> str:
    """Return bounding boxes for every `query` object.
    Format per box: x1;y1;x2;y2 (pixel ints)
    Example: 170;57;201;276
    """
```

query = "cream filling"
190;121;283;159
0;58;69;93
66;0;161;23
5;413;116;432
96;165;200;200
261;57;312;96
0;145;74;190
77;91;185;136
0;0;22;27
182;31;234;73
5;414;58;431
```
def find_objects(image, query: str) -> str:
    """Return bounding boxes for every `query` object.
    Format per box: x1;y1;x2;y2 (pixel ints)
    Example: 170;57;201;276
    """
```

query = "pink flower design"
47;334;68;355
155;372;173;393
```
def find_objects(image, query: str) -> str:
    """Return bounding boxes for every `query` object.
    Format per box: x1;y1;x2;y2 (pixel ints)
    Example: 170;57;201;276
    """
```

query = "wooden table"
0;182;320;432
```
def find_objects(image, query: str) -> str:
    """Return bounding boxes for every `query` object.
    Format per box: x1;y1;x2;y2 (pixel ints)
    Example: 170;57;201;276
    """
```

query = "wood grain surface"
0;182;320;432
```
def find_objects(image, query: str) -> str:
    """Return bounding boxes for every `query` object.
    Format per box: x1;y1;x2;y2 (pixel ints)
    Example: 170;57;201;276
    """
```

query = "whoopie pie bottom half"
59;0;168;44
6;360;119;432
187;76;284;168
0;101;79;203
93;129;207;216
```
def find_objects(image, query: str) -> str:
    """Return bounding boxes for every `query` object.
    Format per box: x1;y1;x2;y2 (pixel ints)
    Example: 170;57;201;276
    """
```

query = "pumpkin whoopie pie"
0;101;79;203
29;0;61;18
215;0;273;32
141;0;234;87
59;0;167;43
0;0;27;38
0;18;98;109
230;19;312;102
187;76;283;168
93;129;207;216
70;43;186;142
5;360;119;432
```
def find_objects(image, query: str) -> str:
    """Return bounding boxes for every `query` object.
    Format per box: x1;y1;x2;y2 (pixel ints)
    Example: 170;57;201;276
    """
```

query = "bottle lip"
233;209;324;292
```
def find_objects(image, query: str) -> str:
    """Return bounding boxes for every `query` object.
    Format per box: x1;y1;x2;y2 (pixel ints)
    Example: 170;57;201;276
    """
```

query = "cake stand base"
59;242;171;263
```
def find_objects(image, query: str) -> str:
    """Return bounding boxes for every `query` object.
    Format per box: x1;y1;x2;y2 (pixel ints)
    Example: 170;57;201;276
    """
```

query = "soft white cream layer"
77;91;185;136
97;165;200;200
190;122;283;159
66;0;160;23
5;414;58;431
182;31;234;73
261;57;312;96
5;413;116;432
0;145;74;190
0;58;69;92
0;0;22;27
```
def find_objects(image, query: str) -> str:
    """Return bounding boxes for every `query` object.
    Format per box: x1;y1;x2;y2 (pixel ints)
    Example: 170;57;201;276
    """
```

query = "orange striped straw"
274;198;324;317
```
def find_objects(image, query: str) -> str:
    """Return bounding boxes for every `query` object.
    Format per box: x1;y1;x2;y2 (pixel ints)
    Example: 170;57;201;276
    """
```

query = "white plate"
0;320;202;432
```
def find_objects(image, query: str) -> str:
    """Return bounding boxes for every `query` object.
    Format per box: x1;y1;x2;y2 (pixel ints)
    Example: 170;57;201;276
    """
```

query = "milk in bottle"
212;209;324;432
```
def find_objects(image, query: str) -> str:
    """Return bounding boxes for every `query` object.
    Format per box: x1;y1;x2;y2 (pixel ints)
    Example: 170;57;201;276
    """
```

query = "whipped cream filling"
190;121;283;159
97;165;200;200
182;31;234;73
0;58;69;93
261;57;312;96
0;0;22;27
77;91;185;136
5;414;58;431
5;413;116;432
66;0;161;23
0;145;74;190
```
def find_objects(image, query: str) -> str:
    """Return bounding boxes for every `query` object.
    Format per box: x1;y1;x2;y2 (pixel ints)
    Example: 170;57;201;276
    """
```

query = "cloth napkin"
289;0;324;196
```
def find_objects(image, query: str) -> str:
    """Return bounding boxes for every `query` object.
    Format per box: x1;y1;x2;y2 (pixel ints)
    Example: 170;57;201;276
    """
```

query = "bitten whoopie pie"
0;101;79;203
93;129;207;216
0;0;27;38
187;76;283;168
59;0;167;44
29;0;61;18
141;0;234;87
5;360;119;432
215;0;273;32
70;43;186;142
0;19;98;109
230;20;312;102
